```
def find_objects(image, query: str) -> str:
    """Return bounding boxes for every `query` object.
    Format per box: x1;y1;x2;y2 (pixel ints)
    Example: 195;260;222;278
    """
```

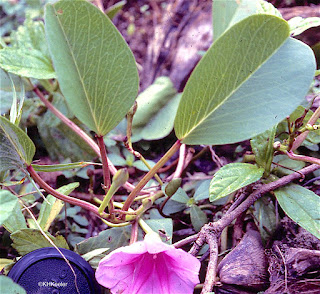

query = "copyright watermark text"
38;281;68;287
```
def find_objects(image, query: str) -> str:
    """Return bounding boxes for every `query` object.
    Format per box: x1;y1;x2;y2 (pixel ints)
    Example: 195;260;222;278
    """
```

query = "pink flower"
95;233;201;294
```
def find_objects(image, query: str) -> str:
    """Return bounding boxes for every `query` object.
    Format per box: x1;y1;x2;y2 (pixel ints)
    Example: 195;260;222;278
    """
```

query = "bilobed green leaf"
0;276;26;294
45;0;139;136
10;228;69;255
174;14;316;145
210;163;264;201
190;205;208;232
250;125;277;176
0;190;19;226
274;184;320;239
37;182;79;231
0;116;35;170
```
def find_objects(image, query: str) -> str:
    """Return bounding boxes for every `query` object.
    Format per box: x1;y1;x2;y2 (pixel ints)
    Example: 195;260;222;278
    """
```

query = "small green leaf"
45;0;139;136
174;14;315;145
210;163;264;201
2;201;27;233
0;48;55;79
10;228;69;255
0;20;55;79
272;155;306;176
250;125;277;176
81;248;109;269
0;190;19;226
132;77;180;142
0;116;35;170
190;205;208;232
277;105;320;147
193;179;211;201
288;17;320;36
254;197;276;242
0;276;26;294
37;182;79;231
145;219;173;244
32;162;94;172
274;184;320;239
75;226;132;255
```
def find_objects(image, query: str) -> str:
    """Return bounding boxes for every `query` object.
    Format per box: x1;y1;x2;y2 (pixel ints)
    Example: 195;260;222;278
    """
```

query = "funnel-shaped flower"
95;233;201;294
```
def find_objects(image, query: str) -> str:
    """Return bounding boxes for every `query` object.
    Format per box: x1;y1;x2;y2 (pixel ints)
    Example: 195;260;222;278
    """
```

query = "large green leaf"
274;184;320;239
45;0;139;136
174;14;315;145
0;190;19;226
0;116;35;170
210;163;264;201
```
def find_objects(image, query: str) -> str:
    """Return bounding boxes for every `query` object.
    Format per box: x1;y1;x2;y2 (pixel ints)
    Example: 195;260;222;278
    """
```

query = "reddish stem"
27;165;100;216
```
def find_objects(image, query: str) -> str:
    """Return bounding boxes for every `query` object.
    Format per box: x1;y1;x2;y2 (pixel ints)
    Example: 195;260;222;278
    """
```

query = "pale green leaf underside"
0;116;35;170
209;163;264;201
274;184;320;239
174;14;316;145
45;0;139;136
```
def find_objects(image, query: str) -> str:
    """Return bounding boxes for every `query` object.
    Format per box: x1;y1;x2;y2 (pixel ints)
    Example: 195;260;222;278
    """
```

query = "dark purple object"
8;247;100;294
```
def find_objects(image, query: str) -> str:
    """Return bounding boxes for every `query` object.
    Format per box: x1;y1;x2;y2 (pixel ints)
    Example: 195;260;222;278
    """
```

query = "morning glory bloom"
95;233;201;294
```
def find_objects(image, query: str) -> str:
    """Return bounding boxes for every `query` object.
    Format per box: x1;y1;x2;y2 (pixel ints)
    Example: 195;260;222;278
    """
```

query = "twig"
276;245;288;293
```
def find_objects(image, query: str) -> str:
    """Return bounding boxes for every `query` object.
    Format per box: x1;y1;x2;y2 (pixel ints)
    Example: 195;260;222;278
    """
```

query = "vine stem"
26;165;101;216
121;140;182;213
33;86;144;193
96;135;111;190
